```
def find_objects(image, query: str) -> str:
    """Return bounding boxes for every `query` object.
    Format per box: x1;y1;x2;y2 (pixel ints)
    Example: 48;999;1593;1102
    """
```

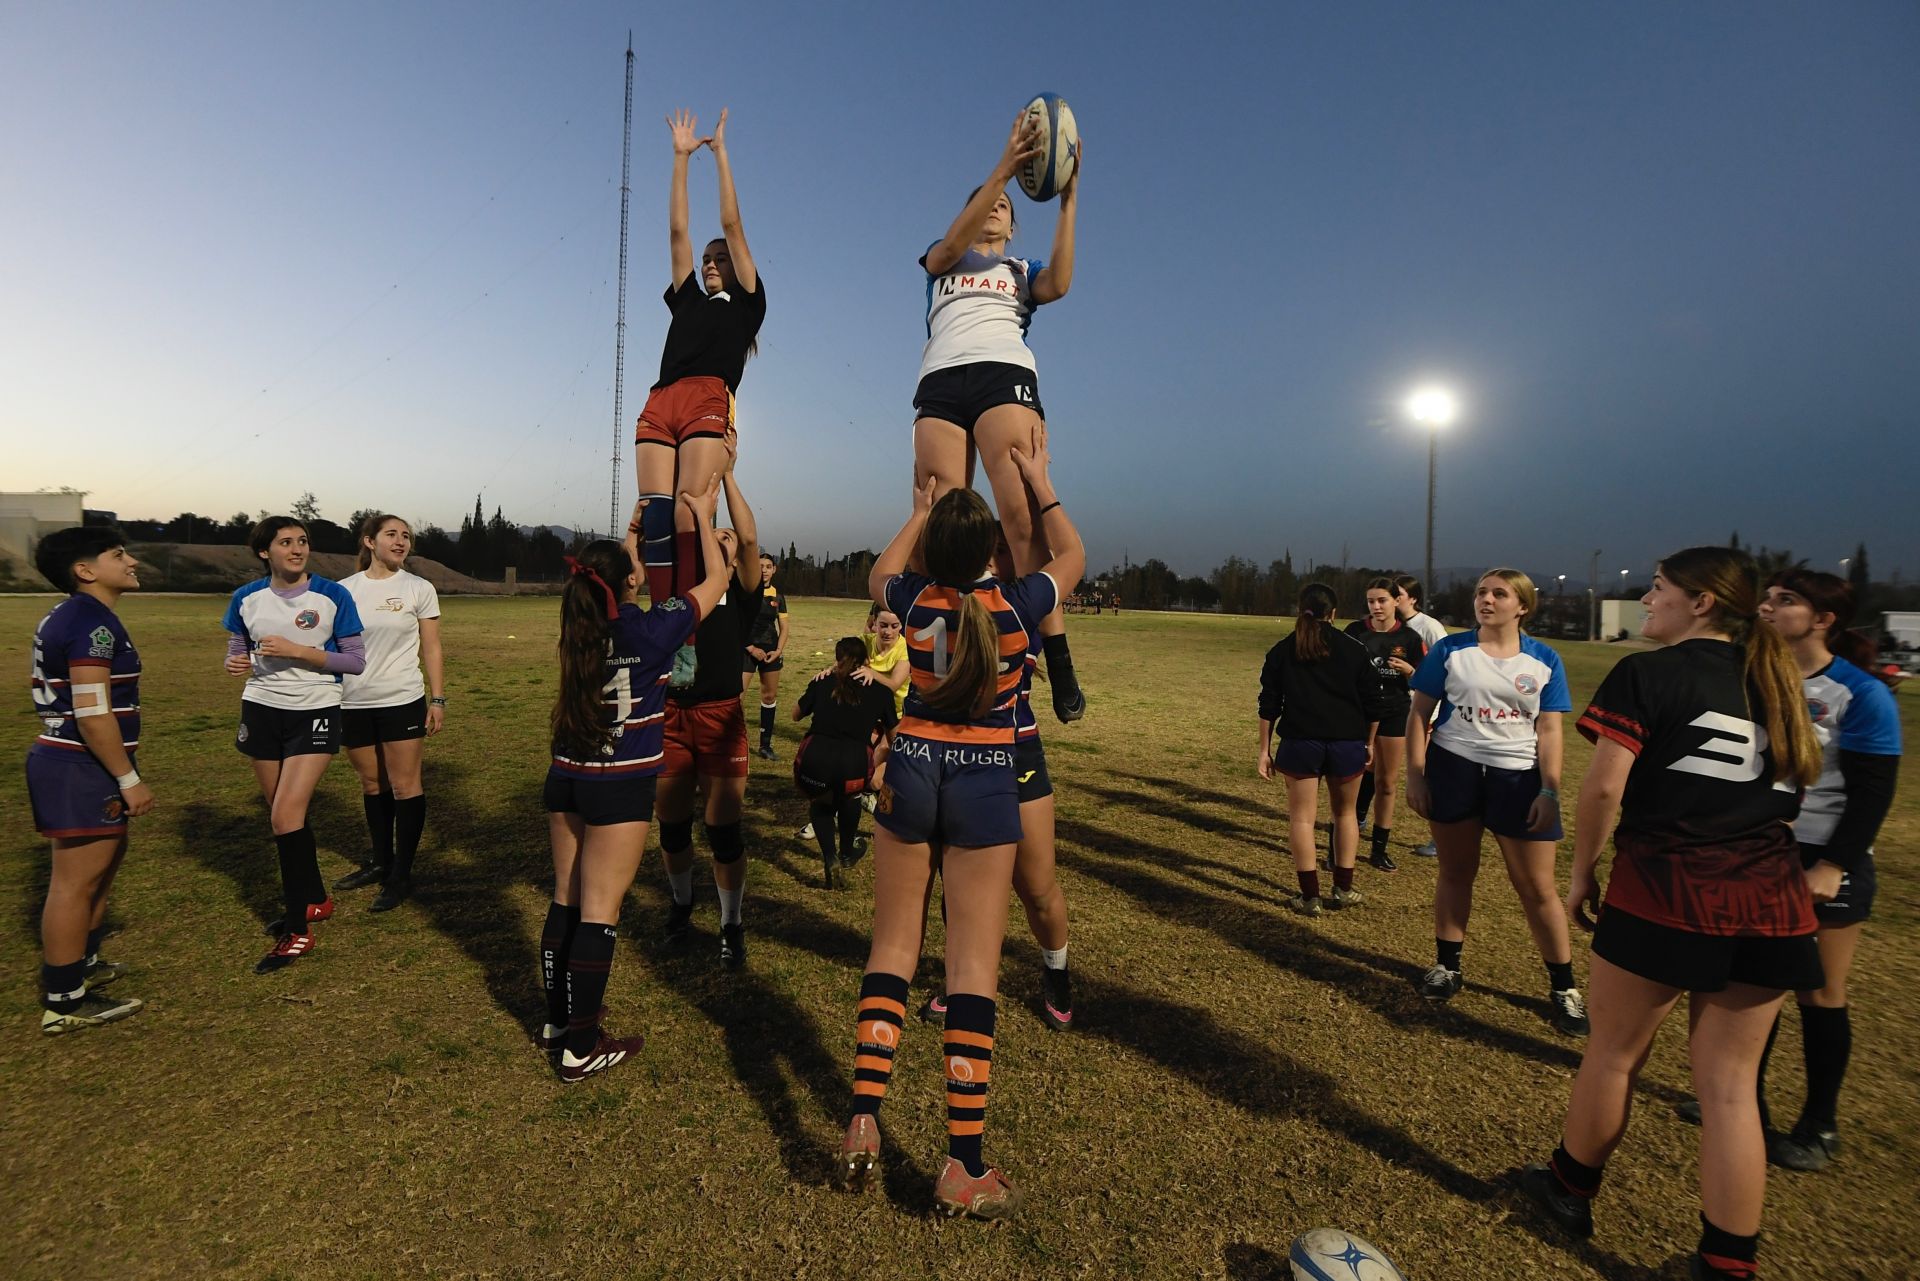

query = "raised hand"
679;469;723;523
910;472;937;516
997;110;1043;178
711;107;729;152
667;109;706;156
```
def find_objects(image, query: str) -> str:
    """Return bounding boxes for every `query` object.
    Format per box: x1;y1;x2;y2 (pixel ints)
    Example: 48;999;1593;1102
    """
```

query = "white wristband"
115;769;141;790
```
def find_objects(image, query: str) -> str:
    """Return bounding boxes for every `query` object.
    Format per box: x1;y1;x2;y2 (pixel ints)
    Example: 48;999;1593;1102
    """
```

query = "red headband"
564;556;621;621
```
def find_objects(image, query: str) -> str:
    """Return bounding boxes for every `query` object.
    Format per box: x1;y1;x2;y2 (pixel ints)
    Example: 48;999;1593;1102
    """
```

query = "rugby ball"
1016;92;1078;202
1287;1228;1409;1281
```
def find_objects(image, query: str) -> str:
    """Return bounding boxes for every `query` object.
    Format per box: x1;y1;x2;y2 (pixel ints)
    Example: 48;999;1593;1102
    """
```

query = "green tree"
291;492;322;523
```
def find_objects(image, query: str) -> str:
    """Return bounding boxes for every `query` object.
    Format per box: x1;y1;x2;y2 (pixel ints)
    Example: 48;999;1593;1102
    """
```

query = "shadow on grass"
1222;1243;1289;1280
174;771;353;932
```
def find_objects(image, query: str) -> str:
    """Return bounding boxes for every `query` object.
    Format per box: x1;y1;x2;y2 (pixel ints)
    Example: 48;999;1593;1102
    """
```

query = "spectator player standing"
742;550;788;761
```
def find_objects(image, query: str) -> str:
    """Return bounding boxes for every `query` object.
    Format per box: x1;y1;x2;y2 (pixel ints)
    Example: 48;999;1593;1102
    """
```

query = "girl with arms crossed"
1522;547;1822;1281
838;441;1083;1218
29;528;151;1034
913;113;1084;722
1405;569;1587;1035
336;514;445;912
223;517;365;974
538;486;731;1081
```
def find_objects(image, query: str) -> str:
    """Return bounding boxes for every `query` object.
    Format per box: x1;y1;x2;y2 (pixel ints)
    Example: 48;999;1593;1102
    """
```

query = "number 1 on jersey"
915;617;950;677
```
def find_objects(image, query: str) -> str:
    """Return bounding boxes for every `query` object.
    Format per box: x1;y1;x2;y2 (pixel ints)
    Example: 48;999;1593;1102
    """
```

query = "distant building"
0;490;86;583
1600;599;1647;641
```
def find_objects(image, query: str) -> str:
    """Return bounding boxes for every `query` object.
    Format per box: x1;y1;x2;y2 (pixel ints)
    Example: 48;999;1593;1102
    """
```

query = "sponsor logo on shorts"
294;610;320;630
237;722;250;743
103;796;125;821
1513;674;1540;696
311;717;330;736
1017;770;1037;784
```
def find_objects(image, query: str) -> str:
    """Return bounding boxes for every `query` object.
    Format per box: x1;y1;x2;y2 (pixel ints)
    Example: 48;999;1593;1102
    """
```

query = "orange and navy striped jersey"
883;570;1058;745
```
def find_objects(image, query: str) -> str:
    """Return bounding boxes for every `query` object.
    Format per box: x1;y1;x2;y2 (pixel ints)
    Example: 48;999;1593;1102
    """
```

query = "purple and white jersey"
30;594;140;755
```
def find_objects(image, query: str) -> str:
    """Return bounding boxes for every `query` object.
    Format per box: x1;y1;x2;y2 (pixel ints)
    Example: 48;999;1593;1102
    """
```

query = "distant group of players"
23;105;1904;1273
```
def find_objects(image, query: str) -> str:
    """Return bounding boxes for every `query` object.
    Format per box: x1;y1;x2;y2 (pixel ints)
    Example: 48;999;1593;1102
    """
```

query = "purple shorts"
27;747;130;839
1272;738;1367;782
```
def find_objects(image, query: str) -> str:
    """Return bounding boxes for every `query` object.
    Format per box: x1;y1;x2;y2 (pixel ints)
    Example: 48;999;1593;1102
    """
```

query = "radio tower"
609;33;635;538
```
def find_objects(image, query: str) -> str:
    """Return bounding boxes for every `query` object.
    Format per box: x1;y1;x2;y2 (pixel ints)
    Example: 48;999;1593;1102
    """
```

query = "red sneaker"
837;1114;880;1191
255;932;315;974
555;1029;645;1083
264;898;336;936
934;1157;1023;1220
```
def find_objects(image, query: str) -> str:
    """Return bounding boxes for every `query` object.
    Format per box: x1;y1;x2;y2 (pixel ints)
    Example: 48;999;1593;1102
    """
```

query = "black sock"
539;901;580;1029
1696;1214;1758;1279
1797;1003;1851;1131
564;923;617;1057
392;795;426;881
1756;1008;1781;1132
362;791;396;869
1371;826;1391;855
1296;869;1321;899
810;799;838;862
275;828;323;932
85;925;107;962
1332;865;1354;892
837;795;862;851
1549;1142;1603;1198
1355;772;1376;826
759;702;775;746
42;959;87;1013
944;992;998;1178
1437;938;1463;973
1546;961;1576;993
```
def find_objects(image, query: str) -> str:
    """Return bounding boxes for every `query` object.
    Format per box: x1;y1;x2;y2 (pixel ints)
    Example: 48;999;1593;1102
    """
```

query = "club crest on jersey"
294;609;320;630
1806;698;1829;722
656;596;686;612
1514;674;1540;696
88;625;115;657
377;597;405;613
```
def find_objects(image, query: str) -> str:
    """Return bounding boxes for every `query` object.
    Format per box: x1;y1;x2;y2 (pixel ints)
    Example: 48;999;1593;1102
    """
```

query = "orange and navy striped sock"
851;972;909;1117
944;993;997;1178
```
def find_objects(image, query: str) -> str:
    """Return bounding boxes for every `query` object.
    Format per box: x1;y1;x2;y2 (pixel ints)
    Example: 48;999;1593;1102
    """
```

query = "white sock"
1041;944;1069;970
667;867;693;906
717;884;744;926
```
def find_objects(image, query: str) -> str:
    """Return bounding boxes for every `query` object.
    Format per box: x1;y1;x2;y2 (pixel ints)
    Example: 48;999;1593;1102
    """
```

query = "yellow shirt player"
864;607;909;717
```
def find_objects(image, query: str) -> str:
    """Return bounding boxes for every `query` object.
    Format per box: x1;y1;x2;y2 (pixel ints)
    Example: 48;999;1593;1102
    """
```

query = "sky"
3;2;1917;584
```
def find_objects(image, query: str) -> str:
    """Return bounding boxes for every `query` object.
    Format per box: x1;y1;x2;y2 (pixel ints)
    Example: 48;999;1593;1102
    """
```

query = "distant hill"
0;543;518;594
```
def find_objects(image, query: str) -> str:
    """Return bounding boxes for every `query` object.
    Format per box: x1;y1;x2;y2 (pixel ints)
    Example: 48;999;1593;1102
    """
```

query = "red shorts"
662;699;749;778
636;376;734;447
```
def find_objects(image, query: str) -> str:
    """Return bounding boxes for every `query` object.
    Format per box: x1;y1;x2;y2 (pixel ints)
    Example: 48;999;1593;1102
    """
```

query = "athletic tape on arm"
71;682;111;718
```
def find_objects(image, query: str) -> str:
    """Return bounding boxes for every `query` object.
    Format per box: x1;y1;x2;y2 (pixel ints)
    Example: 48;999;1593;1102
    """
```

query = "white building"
1599;599;1647;640
0;490;86;584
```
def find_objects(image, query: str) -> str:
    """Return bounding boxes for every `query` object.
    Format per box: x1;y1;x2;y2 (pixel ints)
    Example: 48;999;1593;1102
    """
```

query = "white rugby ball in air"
1287;1227;1410;1281
1016;92;1078;202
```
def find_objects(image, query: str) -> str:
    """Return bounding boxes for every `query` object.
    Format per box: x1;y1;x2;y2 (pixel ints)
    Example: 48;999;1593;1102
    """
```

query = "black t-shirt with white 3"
654;272;767;391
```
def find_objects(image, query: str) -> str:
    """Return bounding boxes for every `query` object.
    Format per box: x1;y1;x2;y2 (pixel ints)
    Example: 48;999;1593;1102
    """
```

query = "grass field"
3;595;1916;1281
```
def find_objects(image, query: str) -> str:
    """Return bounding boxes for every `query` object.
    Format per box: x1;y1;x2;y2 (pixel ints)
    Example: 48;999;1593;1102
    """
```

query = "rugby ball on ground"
1288;1227;1409;1281
1016;92;1078;202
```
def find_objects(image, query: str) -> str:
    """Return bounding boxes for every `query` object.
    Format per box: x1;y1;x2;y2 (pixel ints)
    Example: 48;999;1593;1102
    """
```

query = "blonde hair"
1479;567;1538;620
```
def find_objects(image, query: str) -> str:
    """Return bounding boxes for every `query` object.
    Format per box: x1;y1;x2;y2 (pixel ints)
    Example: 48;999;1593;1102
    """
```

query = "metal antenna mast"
609;33;635;538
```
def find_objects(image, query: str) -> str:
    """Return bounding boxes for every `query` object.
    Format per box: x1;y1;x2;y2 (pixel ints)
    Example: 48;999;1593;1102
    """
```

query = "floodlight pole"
1424;430;1436;594
1588;548;1602;641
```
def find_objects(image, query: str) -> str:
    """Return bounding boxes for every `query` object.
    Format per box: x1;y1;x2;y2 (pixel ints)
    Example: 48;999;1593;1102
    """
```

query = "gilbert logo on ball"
1286;1227;1408;1281
1016;92;1078;202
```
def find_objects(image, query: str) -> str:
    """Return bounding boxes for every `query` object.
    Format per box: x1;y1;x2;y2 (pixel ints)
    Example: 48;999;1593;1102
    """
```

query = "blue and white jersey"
1796;656;1902;847
223;575;364;710
29;594;140;755
1411;631;1572;770
919;245;1046;380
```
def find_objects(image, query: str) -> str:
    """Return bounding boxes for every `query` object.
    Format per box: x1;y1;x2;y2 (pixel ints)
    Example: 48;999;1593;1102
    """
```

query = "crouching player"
28;528;152;1034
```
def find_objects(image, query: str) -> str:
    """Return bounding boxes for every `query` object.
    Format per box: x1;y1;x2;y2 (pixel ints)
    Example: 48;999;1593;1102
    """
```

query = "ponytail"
1293;582;1338;661
1664;546;1820;787
550;540;632;758
1766;568;1877;674
830;636;867;706
916;488;1003;720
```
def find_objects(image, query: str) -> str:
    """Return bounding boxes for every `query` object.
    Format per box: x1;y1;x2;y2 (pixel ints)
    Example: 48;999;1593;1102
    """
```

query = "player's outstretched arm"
666;108;704;287
1032;139;1080;305
709;109;758;293
924;112;1042;276
870;475;937;604
679;473;731;620
1009;433;1084;590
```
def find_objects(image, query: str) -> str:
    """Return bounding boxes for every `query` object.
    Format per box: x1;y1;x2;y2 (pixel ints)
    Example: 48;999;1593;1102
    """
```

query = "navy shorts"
27;748;130;839
912;361;1043;431
1803;844;1874;925
341;697;427;748
543;769;658;827
237;700;341;761
874;732;1020;848
1424;743;1563;841
1015;735;1052;803
1272;738;1368;781
1593;906;1824;994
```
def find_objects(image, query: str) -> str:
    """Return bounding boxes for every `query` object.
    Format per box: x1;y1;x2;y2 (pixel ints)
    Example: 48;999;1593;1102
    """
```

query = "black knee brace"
660;818;695;854
706;821;745;865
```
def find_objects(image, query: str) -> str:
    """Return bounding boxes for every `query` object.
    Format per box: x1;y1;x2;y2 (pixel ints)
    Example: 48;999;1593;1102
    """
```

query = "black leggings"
810;793;863;862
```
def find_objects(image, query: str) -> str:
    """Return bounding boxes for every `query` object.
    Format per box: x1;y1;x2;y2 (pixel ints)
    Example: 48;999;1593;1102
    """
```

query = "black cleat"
334;864;385;892
1368;848;1398;872
1517;1162;1594;1239
1039;966;1073;1032
719;922;745;969
1769;1124;1841;1172
918;993;948;1026
663;899;693;951
1419;964;1462;1002
757;743;778;762
1550;987;1590;1036
370;879;412;913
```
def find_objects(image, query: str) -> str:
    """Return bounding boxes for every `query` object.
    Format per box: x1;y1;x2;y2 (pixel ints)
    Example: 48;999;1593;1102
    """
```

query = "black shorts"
1015;736;1052;803
913;361;1043;431
794;734;872;799
1425;743;1563;841
742;650;784;675
543;769;658;827
1374;704;1411;739
236;700;341;761
1803;844;1875;925
341;697;428;748
1592;906;1824;994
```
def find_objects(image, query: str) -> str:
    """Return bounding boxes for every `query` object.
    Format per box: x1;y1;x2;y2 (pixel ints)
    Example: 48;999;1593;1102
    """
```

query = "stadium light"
1406;386;1458;594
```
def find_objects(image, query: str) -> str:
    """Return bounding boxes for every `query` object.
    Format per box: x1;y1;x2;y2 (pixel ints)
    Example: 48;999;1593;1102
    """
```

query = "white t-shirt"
1404;611;1448;650
223;575;364;711
918;246;1046;380
1411;632;1572;770
339;569;441;709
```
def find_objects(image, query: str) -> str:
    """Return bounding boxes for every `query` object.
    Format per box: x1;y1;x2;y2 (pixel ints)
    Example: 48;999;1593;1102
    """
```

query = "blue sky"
3;2;1915;581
